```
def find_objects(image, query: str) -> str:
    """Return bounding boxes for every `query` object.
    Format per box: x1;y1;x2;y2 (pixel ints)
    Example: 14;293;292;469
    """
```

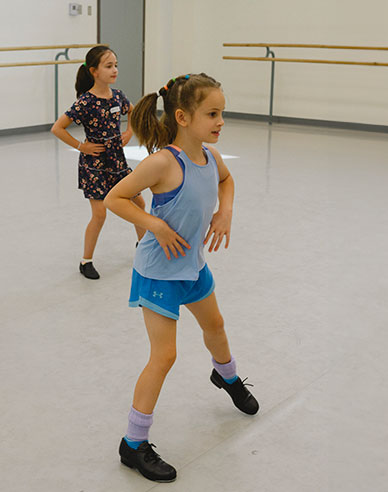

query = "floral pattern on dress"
65;89;132;200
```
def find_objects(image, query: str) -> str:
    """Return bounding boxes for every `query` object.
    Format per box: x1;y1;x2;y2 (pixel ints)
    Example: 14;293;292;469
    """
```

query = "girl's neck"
89;81;112;99
173;135;206;165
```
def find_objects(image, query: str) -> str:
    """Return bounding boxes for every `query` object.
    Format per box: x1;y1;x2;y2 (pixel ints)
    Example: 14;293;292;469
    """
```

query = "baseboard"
0;124;53;136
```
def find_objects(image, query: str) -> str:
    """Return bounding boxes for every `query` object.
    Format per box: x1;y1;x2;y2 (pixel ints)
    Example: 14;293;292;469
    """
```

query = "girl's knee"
92;215;106;228
162;349;177;371
90;200;107;223
92;207;107;224
152;349;177;374
204;314;224;335
214;314;224;330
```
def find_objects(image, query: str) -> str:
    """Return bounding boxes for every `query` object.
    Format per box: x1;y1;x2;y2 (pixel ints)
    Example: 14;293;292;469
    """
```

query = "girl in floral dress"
51;45;145;279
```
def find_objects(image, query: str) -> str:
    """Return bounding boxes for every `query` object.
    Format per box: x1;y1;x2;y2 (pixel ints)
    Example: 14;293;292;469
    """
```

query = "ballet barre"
0;44;102;52
223;43;388;50
223;43;388;123
0;59;84;68
0;44;105;119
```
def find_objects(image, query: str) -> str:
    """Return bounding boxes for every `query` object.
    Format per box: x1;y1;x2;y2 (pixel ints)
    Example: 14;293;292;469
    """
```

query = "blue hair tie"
185;74;190;79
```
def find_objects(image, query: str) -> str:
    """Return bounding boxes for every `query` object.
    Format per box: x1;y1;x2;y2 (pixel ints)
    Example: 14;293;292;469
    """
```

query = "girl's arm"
51;114;105;156
121;103;134;147
104;152;191;260
204;146;235;252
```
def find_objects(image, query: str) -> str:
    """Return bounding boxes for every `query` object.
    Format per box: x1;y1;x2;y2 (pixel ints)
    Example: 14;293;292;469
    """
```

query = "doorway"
98;0;144;105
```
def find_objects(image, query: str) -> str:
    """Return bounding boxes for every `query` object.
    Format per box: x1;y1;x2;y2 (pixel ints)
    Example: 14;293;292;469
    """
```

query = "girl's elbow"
51;122;61;136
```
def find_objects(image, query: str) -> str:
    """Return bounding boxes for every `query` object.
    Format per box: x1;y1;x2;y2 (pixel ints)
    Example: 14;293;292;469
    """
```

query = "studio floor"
1;118;387;492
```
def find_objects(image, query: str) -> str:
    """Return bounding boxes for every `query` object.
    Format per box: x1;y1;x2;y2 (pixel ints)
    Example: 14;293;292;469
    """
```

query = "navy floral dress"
65;89;132;200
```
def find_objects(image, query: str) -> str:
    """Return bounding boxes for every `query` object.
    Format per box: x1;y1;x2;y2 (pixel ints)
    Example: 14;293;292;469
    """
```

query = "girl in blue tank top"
105;73;259;483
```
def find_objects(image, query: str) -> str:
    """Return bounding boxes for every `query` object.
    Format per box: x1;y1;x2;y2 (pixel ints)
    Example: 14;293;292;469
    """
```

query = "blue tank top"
133;145;219;281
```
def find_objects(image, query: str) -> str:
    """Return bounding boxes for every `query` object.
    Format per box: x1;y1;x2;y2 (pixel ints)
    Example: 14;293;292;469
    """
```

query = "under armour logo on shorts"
152;291;164;299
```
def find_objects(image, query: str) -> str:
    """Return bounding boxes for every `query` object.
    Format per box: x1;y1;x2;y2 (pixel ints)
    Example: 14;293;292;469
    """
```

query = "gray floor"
1;119;387;492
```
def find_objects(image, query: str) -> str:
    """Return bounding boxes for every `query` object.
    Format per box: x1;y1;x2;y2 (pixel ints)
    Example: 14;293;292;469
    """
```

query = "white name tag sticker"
110;106;120;114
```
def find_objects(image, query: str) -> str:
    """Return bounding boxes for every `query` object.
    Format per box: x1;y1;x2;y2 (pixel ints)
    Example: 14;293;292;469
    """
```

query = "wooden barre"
0;59;85;68
223;56;388;67
0;44;103;52
223;43;388;51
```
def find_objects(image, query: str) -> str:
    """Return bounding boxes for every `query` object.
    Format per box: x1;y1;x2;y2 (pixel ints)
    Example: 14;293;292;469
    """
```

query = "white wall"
0;0;97;130
2;1;388;130
144;0;388;126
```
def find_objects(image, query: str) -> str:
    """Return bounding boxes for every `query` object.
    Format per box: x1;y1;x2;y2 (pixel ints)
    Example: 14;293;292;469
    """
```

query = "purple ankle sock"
126;406;153;442
212;355;237;382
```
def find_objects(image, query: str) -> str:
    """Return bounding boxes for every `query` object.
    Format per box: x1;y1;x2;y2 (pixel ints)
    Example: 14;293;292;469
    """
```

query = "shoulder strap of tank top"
164;145;181;157
202;145;219;181
202;145;216;165
164;145;185;174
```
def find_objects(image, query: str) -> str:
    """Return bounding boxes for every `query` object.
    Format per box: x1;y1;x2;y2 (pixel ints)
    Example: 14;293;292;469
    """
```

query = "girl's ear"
89;67;96;78
175;108;189;127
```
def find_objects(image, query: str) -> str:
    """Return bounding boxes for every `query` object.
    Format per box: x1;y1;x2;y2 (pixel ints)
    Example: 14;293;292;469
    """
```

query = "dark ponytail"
75;64;94;98
131;92;169;154
132;73;221;154
75;45;115;98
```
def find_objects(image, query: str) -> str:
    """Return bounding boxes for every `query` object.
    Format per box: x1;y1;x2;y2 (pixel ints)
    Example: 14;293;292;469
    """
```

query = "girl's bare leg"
83;199;106;259
186;291;259;415
185;292;232;364
132;308;177;414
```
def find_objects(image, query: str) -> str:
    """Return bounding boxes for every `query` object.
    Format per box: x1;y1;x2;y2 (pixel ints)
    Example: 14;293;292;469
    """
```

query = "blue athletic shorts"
129;264;215;320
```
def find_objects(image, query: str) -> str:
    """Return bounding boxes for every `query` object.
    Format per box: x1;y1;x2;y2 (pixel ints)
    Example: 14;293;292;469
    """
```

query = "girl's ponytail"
131;93;169;154
75;63;94;98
